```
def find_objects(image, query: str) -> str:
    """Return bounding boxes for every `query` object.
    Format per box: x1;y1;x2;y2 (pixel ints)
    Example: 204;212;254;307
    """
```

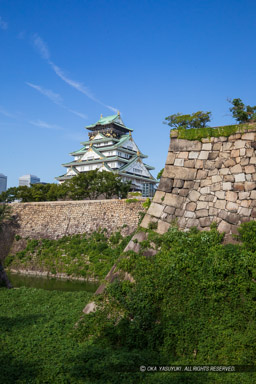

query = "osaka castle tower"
56;112;157;194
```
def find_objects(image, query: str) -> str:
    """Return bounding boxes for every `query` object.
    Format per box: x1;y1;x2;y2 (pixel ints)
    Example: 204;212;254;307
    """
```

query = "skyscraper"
19;174;40;187
0;173;7;193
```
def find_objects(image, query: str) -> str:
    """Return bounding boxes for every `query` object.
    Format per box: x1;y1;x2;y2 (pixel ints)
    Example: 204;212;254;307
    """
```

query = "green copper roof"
86;114;133;131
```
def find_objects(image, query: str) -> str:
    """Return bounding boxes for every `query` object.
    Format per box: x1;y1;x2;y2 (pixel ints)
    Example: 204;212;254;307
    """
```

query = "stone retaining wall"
141;129;256;235
11;199;145;239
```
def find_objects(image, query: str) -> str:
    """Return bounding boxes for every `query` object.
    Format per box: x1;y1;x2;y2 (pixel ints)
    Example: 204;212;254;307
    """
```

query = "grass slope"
5;231;132;281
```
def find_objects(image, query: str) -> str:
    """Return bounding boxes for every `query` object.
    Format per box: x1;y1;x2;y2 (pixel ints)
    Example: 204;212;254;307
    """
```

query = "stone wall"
11;199;145;239
141;129;256;235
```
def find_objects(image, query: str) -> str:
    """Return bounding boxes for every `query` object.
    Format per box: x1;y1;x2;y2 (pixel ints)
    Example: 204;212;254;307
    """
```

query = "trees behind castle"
0;170;131;203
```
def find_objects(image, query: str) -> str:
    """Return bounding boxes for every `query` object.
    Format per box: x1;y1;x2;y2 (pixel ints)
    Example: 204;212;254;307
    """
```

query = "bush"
237;220;256;252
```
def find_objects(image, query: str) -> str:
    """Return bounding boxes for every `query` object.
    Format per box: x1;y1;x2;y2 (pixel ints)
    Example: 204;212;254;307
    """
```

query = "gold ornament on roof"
137;150;140;156
100;113;103;118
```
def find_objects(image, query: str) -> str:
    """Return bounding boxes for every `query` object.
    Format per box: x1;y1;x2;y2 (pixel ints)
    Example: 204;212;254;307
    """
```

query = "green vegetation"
5;231;133;281
125;198;139;203
165;98;256;140
157;168;164;180
173;123;251;141
229;98;256;124
74;223;256;383
0;287;94;383
0;170;131;203
164;111;211;129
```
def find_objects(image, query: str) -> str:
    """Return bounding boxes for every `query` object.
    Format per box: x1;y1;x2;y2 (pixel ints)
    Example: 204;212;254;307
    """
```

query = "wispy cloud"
0;16;8;30
30;120;63;130
0;106;15;118
26;82;63;105
26;82;87;120
33;34;50;60
68;109;87;119
32;34;118;113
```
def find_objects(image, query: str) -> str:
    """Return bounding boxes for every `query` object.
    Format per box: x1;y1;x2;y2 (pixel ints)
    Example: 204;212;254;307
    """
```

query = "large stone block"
245;165;255;174
174;158;184;167
156;220;170;234
205;160;216;170
173;179;184;188
186;218;200;228
196;170;208;179
218;220;231;233
164;193;185;208
244;182;256;191
198;151;209;160
177;151;189;159
165;152;176;164
241;132;256;140
147;203;164;218
226;191;238;202
179;189;189;197
196;209;209;218
158;177;173;192
188;190;201;202
234;140;247;149
170;139;202;152
184;160;196;168
186;202;196;211
226;202;238;212
238;207;252;216
230;164;243;174
153;191;166;203
188;151;199;159
163;165;197;180
208;152;219;160
199;217;212;227
215;200;226;209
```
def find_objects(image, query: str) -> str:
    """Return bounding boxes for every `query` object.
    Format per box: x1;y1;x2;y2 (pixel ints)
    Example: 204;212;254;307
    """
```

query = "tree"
164;111;211;129
65;170;131;200
229;98;256;124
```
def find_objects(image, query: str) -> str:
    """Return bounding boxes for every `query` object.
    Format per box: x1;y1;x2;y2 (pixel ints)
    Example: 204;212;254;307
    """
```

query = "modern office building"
56;113;157;194
0;173;7;193
19;174;40;187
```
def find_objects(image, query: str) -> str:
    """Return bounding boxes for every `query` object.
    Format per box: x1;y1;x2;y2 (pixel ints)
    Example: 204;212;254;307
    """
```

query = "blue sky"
1;0;256;187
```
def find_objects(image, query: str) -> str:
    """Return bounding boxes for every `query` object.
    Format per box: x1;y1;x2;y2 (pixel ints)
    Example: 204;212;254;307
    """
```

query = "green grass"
5;231;133;281
172;123;253;141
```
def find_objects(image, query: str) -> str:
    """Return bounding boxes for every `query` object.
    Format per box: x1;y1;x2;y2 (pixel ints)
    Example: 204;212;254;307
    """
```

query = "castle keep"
56;113;157;195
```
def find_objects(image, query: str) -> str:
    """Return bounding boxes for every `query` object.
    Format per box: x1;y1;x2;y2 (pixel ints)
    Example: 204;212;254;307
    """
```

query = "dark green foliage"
75;225;256;383
6;231;133;281
237;220;256;252
229;98;256;124
0;287;93;383
164;111;211;130
0;170;131;203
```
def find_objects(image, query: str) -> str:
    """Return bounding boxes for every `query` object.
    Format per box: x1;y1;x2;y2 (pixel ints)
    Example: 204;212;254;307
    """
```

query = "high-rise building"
56;113;157;194
19;174;40;187
0;173;7;193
